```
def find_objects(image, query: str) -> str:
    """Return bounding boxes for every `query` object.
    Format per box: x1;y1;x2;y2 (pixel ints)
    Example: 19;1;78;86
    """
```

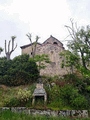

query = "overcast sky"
0;0;90;59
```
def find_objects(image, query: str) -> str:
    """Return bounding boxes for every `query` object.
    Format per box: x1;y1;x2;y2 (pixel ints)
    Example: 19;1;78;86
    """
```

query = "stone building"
20;35;67;76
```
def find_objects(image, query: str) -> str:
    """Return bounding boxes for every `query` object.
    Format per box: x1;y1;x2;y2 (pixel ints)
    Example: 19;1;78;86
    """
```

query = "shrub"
0;54;39;86
60;85;77;104
4;88;32;107
4;97;19;107
70;94;88;109
17;89;31;103
60;84;88;109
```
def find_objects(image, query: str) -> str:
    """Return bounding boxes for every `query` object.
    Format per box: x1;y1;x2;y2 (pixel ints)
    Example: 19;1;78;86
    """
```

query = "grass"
0;84;36;107
0;82;90;119
0;110;89;120
0;80;89;110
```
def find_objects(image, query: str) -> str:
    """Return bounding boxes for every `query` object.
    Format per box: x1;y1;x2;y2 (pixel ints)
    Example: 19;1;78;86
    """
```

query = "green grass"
0;110;89;120
0;84;36;107
0;82;89;110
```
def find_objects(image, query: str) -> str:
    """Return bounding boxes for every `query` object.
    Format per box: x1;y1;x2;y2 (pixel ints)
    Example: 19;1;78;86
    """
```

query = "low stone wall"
0;107;89;118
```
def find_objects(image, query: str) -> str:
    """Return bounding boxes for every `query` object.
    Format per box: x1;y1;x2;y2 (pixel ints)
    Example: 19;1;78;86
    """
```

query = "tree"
26;33;40;58
29;54;50;77
65;19;90;70
60;50;79;74
0;57;10;76
0;47;3;54
5;36;17;60
32;54;50;72
26;33;50;76
0;54;39;86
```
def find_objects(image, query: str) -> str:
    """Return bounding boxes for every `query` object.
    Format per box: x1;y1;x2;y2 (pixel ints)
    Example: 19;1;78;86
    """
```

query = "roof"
20;42;41;49
20;35;64;49
43;35;63;46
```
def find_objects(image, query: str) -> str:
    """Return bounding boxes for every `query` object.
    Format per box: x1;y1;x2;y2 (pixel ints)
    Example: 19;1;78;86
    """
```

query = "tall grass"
0;110;89;120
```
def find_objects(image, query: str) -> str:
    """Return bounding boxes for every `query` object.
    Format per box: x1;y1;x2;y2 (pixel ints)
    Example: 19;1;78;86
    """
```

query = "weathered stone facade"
21;35;67;76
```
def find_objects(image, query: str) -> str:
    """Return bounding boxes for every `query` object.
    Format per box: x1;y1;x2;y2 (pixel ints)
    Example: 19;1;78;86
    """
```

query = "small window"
53;42;58;45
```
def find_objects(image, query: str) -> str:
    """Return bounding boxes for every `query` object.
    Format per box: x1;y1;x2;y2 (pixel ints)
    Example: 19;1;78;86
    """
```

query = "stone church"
20;35;67;76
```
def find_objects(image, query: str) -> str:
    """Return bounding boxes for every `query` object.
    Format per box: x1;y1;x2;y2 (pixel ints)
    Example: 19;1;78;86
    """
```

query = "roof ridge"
43;35;63;45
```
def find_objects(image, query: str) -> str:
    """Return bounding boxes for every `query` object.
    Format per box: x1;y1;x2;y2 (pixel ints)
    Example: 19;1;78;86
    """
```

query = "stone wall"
36;43;67;76
21;36;69;76
0;107;89;118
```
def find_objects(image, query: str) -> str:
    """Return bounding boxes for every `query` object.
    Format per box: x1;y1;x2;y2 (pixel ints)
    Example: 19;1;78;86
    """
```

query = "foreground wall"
0;107;88;118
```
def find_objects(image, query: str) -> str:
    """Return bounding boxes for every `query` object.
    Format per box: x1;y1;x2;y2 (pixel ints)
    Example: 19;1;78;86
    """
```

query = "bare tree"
26;33;40;58
5;36;17;60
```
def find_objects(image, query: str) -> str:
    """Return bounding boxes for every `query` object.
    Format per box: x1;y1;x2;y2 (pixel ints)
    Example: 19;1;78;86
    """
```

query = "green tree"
30;54;50;74
60;50;79;74
26;33;50;76
0;54;39;86
0;57;11;76
60;84;88;109
65;20;90;71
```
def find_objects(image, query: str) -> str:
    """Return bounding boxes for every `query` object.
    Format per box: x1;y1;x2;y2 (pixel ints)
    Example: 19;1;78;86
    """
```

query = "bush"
4;97;19;107
60;85;77;104
4;88;32;107
70;94;88;109
60;84;88;109
17;89;31;102
0;54;39;86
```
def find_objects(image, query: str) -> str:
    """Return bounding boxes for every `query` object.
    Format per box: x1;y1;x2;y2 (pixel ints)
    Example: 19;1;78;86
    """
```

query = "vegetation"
58;20;90;110
0;74;90;110
32;54;50;72
0;54;39;86
1;23;90;119
65;19;90;73
26;33;50;73
60;50;79;74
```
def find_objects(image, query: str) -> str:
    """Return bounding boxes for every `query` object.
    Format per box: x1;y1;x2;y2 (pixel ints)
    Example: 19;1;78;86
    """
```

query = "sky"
0;0;90;59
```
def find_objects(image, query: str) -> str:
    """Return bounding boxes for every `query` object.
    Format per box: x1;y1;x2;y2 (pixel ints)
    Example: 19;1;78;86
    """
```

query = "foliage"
25;34;50;75
65;20;90;71
60;50;79;74
0;54;39;86
17;89;31;102
0;57;11;76
0;73;90;110
60;84;88;109
70;94;88;109
74;77;90;108
2;86;32;107
32;54;50;71
4;97;19;107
